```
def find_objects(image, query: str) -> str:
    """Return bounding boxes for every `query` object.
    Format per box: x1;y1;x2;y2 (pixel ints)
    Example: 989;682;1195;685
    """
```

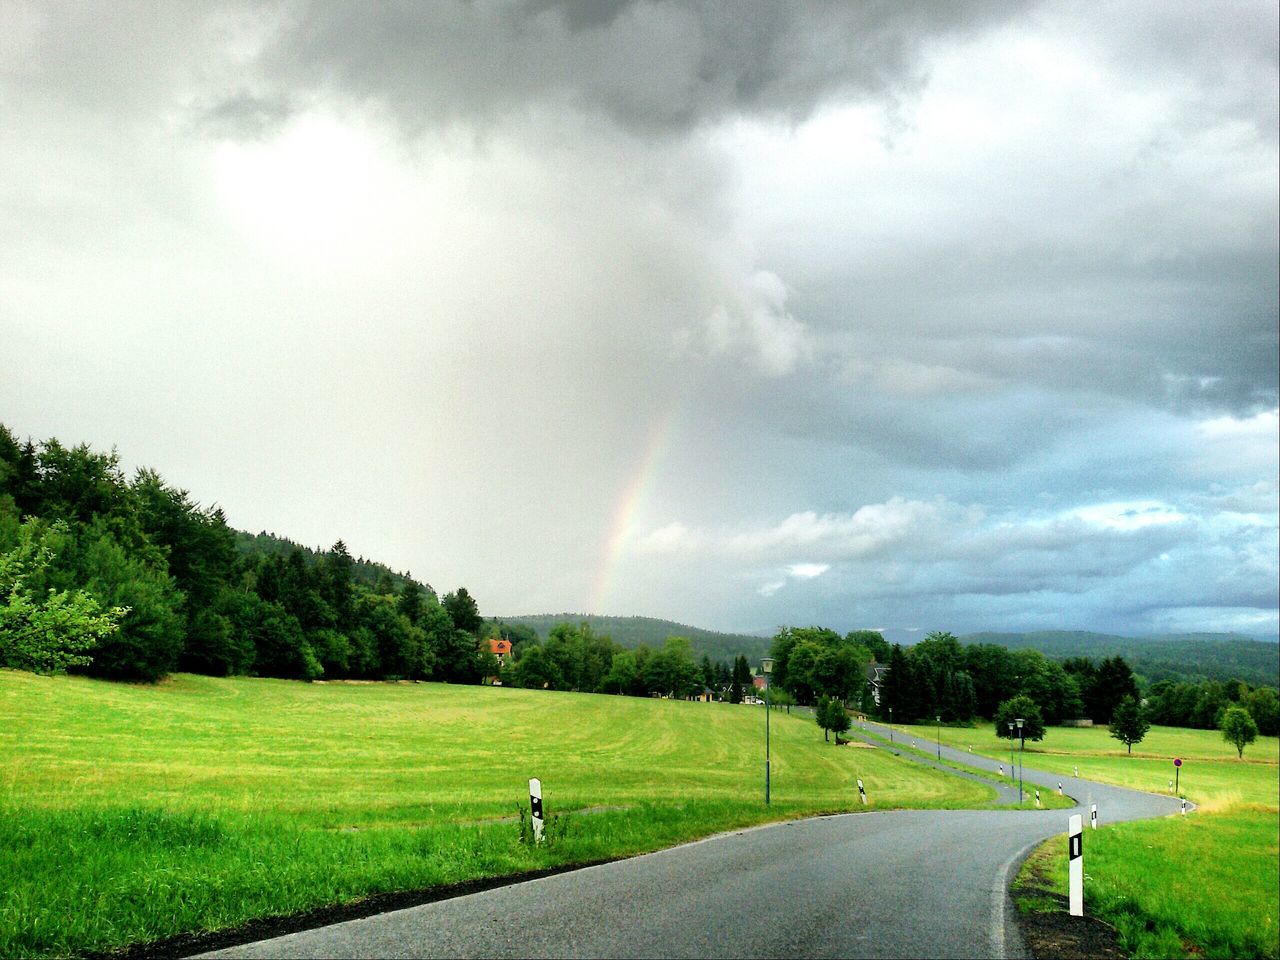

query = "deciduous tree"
994;695;1046;742
1108;695;1150;754
0;519;126;673
1221;704;1259;759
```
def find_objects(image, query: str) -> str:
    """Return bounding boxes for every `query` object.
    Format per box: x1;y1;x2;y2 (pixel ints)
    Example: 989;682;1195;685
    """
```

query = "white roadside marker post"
1169;780;1173;793
529;777;544;844
968;745;972;753
1180;796;1187;816
999;763;1004;777
1035;789;1041;807
1058;782;1064;796
857;778;868;805
1074;766;1078;777
1090;803;1097;830
1068;814;1084;917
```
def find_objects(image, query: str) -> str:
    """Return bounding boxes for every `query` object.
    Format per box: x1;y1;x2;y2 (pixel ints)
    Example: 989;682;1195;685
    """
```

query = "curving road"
198;730;1184;960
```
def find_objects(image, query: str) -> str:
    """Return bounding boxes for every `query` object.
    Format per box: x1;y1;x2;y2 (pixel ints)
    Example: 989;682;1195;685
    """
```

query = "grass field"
1;671;993;957
892;720;1280;958
851;727;1075;809
892;720;1279;806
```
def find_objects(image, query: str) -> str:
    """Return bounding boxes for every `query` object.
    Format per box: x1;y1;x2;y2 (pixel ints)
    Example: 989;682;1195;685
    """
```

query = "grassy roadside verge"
1;671;998;957
890;720;1279;957
1013;805;1279;959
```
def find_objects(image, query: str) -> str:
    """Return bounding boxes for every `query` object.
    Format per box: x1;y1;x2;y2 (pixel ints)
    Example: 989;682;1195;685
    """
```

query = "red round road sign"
1174;758;1183;766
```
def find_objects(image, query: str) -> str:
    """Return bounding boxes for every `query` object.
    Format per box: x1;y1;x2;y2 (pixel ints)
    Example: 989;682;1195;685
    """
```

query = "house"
692;687;716;702
865;662;890;706
485;638;513;685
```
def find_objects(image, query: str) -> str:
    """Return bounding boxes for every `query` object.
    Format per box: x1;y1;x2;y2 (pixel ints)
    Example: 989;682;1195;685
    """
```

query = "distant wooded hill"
495;614;772;664
958;631;1279;688
497;618;1278;688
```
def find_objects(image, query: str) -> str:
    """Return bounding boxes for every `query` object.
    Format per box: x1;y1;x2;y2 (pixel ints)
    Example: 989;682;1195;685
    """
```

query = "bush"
0;519;126;673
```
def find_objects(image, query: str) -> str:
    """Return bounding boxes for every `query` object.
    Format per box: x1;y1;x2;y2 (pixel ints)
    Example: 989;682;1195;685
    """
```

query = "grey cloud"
1073;0;1279;142
196;91;295;141
256;0;1031;131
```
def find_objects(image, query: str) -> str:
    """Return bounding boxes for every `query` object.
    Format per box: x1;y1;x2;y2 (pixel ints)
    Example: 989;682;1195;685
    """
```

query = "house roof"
865;663;890;682
489;638;512;654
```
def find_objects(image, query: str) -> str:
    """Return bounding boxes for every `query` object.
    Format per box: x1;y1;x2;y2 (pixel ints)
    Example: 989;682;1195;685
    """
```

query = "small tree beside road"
816;697;851;743
1109;695;1150;754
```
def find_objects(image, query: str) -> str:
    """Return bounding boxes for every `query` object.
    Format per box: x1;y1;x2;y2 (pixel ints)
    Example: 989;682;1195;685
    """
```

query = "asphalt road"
198;730;1184;960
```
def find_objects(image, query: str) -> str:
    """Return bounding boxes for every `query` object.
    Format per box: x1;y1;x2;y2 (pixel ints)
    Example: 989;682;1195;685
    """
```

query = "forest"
0;424;491;684
0;424;754;702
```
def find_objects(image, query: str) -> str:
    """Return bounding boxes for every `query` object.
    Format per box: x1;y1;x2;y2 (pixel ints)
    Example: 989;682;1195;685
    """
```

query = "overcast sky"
3;0;1277;638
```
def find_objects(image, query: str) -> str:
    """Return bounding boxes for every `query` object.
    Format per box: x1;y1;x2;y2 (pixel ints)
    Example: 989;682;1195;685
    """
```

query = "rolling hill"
493;614;772;663
959;630;1279;687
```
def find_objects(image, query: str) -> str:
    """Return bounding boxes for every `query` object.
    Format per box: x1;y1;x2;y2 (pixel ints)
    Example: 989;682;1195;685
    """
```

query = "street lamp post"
936;716;942;760
762;658;774;805
1015;717;1025;803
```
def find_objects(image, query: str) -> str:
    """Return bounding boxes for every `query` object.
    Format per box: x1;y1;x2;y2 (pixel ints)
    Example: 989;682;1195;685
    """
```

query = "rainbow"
590;403;682;614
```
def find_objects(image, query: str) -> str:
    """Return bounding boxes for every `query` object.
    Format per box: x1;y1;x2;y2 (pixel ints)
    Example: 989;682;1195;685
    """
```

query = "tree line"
0;425;495;683
488;619;766;702
766;624;1278;739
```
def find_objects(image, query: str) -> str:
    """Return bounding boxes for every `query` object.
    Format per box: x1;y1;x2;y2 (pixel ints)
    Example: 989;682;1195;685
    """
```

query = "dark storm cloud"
255;0;1031;131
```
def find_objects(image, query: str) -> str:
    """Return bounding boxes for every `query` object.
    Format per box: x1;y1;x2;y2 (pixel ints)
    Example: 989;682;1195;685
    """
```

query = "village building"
485;638;512;685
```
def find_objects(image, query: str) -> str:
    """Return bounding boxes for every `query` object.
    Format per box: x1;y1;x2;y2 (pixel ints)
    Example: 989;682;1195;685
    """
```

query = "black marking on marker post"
1068;813;1084;916
857;778;867;805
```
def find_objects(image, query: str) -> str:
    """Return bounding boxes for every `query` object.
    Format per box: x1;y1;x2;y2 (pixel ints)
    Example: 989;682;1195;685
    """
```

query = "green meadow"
2;671;990;958
891;720;1280;807
851;726;1074;809
891;720;1280;959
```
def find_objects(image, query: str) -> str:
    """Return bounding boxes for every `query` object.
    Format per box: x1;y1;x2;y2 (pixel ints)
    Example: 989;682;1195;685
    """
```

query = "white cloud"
640;497;971;562
700;270;813;377
1067;501;1187;531
786;563;830;579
